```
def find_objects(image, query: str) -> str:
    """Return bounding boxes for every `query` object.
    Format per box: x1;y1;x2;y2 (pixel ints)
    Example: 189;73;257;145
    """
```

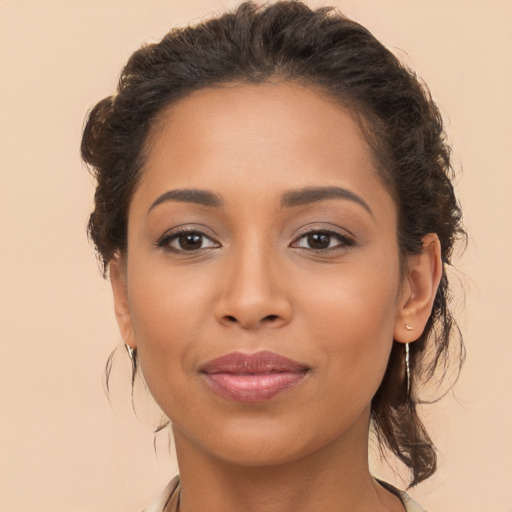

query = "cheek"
126;265;216;403
297;259;401;399
130;275;206;345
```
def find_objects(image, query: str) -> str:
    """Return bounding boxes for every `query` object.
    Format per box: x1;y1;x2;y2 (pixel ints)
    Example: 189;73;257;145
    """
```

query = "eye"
291;230;354;252
157;229;220;252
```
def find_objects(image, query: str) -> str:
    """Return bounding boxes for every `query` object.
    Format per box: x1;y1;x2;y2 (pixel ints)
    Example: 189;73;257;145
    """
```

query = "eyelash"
291;230;355;253
156;228;354;254
156;228;220;253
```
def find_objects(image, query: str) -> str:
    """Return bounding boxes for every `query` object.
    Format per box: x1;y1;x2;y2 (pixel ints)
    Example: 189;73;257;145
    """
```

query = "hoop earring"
125;343;136;363
405;342;411;398
125;344;137;387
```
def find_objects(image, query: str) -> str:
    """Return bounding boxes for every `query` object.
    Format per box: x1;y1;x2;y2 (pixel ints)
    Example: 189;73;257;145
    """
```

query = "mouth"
200;350;310;403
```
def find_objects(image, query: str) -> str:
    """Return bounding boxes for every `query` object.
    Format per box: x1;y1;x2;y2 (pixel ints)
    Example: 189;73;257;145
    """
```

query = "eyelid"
290;227;355;252
156;225;221;252
155;224;354;254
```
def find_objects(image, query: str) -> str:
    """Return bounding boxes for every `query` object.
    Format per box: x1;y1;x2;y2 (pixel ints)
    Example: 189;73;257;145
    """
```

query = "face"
113;82;412;467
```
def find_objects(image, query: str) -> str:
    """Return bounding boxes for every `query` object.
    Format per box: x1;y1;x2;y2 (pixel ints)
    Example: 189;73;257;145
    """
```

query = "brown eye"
307;233;331;250
178;233;203;251
158;230;220;252
292;230;354;252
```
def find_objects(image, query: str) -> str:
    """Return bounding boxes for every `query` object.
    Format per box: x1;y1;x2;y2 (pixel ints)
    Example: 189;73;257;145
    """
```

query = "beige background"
1;1;511;511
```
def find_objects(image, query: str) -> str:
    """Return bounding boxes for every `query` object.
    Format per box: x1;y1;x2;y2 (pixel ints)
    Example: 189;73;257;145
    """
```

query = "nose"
214;245;293;330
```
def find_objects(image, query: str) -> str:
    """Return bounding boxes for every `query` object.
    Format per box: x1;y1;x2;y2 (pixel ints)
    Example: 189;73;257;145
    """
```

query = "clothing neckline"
143;475;429;512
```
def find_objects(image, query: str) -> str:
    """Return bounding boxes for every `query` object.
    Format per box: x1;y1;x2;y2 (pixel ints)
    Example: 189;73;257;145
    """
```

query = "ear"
109;256;136;349
394;233;443;343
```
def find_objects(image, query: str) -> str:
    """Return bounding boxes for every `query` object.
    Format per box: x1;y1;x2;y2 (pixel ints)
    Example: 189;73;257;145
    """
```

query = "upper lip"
201;350;309;374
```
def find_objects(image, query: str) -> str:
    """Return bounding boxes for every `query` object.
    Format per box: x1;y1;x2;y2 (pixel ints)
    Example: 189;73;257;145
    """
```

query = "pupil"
308;233;330;249
180;233;202;250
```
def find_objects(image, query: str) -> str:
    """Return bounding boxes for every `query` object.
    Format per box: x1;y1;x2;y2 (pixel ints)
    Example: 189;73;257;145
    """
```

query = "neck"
171;408;404;512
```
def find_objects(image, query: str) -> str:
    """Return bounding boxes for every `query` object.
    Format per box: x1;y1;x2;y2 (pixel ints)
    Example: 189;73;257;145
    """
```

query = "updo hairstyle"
81;1;465;487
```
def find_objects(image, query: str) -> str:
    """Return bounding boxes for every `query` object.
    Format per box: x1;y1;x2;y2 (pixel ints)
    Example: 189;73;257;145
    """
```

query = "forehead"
135;81;393;214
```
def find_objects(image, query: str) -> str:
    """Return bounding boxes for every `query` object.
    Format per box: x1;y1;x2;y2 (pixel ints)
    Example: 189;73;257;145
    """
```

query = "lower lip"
202;371;307;402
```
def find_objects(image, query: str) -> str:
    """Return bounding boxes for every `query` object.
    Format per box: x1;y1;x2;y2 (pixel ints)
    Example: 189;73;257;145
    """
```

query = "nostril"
225;315;238;323
265;315;279;322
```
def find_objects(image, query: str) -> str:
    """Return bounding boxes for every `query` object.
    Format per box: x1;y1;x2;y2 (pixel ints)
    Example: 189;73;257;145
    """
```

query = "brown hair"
82;1;465;486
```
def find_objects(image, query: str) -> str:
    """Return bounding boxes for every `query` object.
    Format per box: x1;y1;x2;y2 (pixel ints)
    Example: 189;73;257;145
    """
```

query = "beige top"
142;476;429;512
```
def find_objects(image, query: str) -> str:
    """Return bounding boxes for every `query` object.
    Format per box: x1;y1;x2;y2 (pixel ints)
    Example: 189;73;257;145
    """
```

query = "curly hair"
81;1;465;487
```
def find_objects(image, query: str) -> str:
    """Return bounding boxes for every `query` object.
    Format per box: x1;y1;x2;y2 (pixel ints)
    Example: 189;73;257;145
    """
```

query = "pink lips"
200;351;309;403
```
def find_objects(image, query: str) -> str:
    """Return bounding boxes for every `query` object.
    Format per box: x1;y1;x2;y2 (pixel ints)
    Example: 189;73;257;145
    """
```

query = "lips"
200;351;310;403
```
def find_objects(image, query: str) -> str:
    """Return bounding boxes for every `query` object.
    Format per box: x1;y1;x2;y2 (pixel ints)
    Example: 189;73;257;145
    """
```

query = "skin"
110;82;442;512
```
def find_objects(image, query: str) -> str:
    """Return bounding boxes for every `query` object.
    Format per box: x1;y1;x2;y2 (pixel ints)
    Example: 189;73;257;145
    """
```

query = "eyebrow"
147;188;223;213
147;185;372;216
280;186;373;216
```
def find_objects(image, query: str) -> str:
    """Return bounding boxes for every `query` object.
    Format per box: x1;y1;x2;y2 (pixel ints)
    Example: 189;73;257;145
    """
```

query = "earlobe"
109;257;136;348
394;234;442;343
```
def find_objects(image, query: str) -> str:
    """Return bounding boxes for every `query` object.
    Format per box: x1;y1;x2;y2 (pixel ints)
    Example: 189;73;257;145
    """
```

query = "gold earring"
405;342;411;397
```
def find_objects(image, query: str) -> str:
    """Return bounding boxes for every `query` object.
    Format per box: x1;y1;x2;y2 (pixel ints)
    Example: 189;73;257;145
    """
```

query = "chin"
174;405;370;471
209;437;318;468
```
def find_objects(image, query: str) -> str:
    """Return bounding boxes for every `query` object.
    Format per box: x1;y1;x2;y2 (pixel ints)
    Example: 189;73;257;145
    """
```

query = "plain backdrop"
1;1;511;511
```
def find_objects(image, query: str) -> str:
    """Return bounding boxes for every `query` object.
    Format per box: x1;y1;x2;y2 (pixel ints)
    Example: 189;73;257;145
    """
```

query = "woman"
81;2;464;511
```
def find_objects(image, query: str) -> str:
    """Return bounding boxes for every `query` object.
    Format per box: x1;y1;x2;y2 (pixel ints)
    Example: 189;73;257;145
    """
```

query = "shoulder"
141;475;180;512
377;479;430;512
